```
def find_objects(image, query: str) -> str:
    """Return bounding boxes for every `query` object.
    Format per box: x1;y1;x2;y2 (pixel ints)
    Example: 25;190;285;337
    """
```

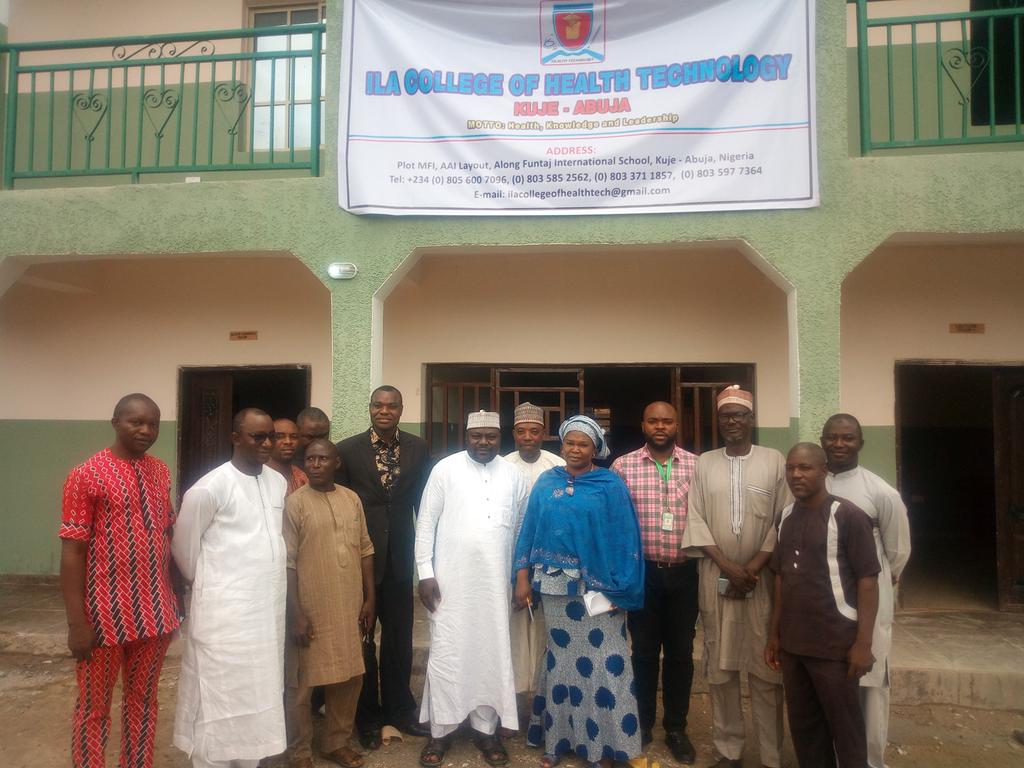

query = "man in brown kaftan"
284;439;375;768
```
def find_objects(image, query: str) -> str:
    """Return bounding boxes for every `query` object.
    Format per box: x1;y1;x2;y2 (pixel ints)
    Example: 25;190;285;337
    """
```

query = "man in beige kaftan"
284;439;375;768
681;387;790;768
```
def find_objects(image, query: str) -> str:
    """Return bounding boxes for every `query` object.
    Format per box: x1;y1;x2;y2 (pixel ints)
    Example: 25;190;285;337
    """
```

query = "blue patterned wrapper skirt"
525;594;641;763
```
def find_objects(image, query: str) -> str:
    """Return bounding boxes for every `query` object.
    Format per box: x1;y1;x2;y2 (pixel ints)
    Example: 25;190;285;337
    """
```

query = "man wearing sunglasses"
172;408;289;768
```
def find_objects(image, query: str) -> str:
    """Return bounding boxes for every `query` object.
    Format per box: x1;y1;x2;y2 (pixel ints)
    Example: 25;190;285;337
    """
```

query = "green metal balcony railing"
856;0;1024;153
1;23;325;188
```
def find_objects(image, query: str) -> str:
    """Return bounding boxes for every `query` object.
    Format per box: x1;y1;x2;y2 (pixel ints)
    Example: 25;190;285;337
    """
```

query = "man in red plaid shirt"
611;401;699;763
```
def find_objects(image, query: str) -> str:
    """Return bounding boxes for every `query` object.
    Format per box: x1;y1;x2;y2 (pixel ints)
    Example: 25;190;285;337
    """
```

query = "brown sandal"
321;747;365;768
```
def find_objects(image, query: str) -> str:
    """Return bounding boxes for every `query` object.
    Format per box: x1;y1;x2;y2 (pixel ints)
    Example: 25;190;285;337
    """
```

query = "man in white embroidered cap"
681;386;791;768
414;411;529;768
503;402;565;715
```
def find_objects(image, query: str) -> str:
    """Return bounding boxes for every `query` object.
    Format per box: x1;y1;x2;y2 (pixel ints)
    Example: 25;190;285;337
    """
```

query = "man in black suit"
336;385;431;747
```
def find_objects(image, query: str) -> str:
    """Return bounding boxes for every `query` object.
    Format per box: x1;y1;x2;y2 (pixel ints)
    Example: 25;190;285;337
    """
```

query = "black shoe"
641;729;654;747
395;718;432;738
665;730;696;764
708;757;741;768
359;728;382;750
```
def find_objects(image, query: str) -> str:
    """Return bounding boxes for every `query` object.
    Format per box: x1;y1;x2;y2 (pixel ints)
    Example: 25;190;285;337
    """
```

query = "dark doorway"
584;366;673;462
895;362;1022;611
425;363;755;461
177;365;311;497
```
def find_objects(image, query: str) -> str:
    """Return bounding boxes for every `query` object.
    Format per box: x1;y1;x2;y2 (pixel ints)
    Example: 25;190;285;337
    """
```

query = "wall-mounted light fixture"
327;262;359;280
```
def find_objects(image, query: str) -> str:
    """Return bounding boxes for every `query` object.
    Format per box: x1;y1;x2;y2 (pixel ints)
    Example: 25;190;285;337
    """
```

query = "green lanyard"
654;456;674;486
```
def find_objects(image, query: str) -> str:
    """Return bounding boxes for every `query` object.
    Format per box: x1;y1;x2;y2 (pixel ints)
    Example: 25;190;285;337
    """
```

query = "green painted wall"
1;2;1022;573
0;420;178;574
756;427;793;457
0;19;8;185
860;425;898;487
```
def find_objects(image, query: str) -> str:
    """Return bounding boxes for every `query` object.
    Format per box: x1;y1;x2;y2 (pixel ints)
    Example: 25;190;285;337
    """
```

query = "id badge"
661;511;674;531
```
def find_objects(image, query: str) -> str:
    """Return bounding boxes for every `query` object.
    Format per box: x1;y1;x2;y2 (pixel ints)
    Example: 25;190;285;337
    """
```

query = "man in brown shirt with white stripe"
766;443;879;768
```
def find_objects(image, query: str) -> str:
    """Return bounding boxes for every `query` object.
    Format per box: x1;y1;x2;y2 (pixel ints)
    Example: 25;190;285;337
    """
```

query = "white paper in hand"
583;590;614;617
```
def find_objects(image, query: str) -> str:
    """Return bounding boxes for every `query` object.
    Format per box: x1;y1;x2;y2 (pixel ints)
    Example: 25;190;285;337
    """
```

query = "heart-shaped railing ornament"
72;92;109;142
214;81;253;137
941;46;991;107
143;88;181;139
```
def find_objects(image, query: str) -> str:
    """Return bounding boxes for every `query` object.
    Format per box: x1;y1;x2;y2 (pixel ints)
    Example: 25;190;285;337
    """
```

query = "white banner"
338;0;817;216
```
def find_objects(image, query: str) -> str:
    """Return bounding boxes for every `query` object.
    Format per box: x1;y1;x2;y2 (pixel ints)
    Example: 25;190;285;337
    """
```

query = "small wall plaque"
230;331;258;341
949;323;985;334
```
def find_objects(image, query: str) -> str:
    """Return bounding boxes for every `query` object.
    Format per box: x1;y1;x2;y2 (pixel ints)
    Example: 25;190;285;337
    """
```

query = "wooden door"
674;366;755;454
994;372;1024;611
496;367;585;455
179;372;233;497
428;379;494;458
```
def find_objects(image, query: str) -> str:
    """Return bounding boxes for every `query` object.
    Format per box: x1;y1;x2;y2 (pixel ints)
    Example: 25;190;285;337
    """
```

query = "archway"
841;234;1024;610
376;243;793;459
0;252;331;574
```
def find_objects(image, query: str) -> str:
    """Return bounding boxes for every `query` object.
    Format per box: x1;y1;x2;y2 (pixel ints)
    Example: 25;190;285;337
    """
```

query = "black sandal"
358;729;382;751
474;733;509;767
419;736;451;768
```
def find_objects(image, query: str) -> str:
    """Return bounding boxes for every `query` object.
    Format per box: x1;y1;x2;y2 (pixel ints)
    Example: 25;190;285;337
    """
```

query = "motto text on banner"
338;0;818;216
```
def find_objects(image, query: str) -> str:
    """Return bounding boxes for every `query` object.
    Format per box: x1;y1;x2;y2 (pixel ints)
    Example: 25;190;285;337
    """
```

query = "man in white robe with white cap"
415;410;529;768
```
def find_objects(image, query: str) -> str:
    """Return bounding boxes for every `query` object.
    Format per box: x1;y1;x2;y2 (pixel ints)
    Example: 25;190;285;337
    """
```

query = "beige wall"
840;241;1024;425
8;0;297;80
382;247;791;427
10;0;247;42
0;255;332;420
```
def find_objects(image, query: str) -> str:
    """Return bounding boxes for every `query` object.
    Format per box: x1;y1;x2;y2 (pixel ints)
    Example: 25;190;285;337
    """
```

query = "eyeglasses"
717;412;752;423
248;432;276;443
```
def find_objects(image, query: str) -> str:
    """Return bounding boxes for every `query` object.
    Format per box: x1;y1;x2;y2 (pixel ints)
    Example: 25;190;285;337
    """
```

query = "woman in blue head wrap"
512;415;644;768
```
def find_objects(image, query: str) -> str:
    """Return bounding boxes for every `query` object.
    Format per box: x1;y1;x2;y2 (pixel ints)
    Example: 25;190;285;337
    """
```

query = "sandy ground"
1;650;1022;768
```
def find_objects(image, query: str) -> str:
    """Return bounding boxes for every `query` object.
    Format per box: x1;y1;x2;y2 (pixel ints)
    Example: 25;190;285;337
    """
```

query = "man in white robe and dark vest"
822;413;911;768
415;410;529;768
172;408;288;768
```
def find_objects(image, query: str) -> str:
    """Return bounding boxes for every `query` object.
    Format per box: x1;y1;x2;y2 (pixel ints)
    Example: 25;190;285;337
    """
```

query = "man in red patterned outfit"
59;393;181;768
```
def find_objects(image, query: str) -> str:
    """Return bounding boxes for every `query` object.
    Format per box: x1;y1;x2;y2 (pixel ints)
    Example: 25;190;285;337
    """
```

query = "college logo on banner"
542;1;605;64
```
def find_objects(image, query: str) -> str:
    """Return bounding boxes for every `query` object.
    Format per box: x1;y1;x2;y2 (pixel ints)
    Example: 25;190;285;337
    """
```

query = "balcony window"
252;4;326;151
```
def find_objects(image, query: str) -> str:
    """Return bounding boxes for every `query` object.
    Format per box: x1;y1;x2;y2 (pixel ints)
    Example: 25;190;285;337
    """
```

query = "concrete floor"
2;580;1024;710
2;579;1023;768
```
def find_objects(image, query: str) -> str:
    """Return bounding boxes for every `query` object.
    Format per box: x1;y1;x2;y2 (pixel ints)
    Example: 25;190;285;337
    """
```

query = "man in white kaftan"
822;414;912;768
171;409;288;768
681;387;790;768
415;411;528;760
503;402;565;696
